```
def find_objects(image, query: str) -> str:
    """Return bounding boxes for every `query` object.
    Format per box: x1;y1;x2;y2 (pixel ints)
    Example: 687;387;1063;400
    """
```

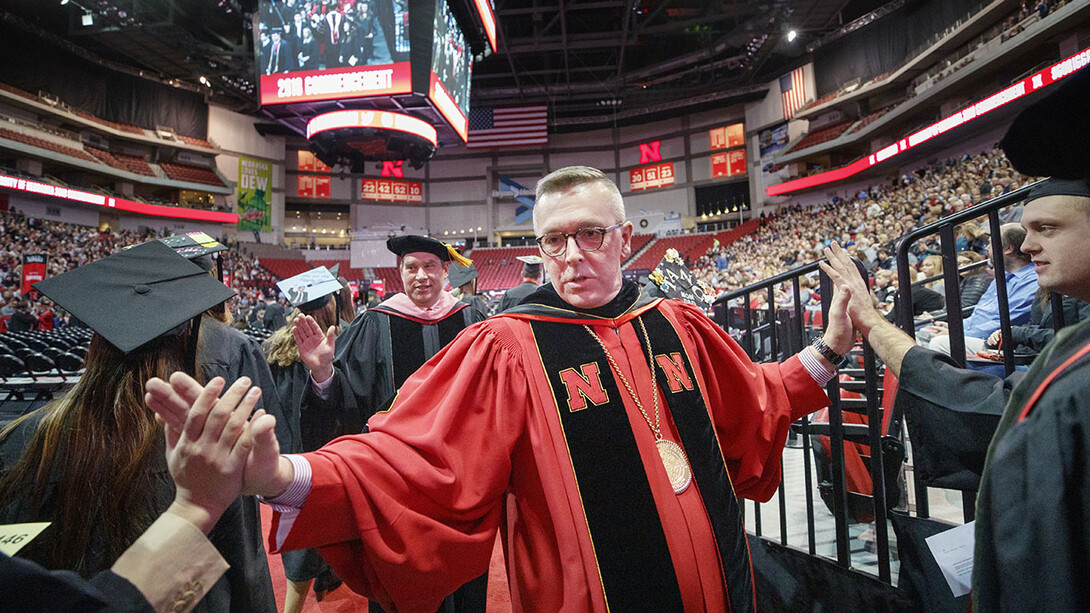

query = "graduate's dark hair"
337;279;356;325
0;330;188;577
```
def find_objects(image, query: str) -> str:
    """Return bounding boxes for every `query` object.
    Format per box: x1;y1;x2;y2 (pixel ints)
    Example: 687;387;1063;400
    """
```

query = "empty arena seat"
0;354;26;378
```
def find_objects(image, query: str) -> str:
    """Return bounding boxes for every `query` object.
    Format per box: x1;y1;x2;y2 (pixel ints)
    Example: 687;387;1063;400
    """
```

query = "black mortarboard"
1001;65;1090;180
157;231;228;273
447;262;478;287
33;241;235;353
647;248;714;310
276;266;342;311
1022;177;1090;202
516;254;542;277
158;232;228;259
386;235;472;266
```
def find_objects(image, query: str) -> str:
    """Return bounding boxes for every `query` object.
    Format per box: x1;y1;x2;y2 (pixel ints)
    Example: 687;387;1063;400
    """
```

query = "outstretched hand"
293;315;336;382
147;372;286;501
820;241;884;337
147;376;263;533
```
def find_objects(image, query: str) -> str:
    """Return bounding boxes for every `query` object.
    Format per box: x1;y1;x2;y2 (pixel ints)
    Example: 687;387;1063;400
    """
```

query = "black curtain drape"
0;27;208;138
814;0;988;97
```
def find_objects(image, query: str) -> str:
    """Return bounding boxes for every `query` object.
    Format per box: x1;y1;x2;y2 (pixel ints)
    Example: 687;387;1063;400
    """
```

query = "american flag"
780;67;808;120
467;105;548;149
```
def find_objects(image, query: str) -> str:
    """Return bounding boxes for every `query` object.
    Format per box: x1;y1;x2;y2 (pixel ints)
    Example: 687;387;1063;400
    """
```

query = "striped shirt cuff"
257;454;312;513
799;346;839;387
310;371;334;400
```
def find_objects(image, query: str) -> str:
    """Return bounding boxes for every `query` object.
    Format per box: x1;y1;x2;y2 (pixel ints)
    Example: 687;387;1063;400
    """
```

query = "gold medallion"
656;439;692;494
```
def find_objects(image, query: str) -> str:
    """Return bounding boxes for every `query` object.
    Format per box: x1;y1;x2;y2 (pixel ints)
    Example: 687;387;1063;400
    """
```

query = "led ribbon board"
0;173;239;223
306;110;438;146
766;46;1090;197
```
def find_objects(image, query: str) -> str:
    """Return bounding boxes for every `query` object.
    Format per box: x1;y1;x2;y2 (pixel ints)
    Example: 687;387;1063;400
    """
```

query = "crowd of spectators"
691;147;1028;306
0;145;1043;336
0;209;279;333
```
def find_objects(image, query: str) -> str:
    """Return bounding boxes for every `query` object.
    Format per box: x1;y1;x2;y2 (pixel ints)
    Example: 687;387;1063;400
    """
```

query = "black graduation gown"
0;552;153;613
267;359;347;583
197;315;297;452
973;317;1090;612
327;296;484;432
894;346;1013;490
498;281;537;313
894;297;1090;491
0;412;277;613
458;293;488;317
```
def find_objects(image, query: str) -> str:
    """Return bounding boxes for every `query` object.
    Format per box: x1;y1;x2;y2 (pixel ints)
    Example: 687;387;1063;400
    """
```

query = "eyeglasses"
535;222;624;257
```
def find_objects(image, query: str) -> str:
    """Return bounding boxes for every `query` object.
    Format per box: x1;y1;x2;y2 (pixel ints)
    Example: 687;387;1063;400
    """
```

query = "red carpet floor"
260;505;513;612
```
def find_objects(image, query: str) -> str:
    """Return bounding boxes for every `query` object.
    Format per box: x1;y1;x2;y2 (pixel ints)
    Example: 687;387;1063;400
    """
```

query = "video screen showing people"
257;0;410;76
430;0;471;120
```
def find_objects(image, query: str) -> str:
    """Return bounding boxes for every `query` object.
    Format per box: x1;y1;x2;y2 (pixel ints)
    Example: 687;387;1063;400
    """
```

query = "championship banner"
20;253;46;296
630;163;675;191
360;178;423;203
237;157;272;232
709;123;744;150
712;149;748;178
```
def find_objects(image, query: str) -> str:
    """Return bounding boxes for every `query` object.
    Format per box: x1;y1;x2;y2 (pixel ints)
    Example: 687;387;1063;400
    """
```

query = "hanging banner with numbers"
237;157;272;232
712;149;747;178
360;178;423;203
630;162;675;191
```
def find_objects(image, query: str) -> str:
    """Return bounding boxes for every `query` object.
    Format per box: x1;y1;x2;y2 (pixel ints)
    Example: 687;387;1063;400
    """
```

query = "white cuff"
799;345;839;387
258;454;312;512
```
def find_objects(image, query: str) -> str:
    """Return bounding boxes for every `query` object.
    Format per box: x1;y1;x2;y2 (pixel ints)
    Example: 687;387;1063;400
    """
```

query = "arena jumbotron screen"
256;0;414;105
427;0;472;141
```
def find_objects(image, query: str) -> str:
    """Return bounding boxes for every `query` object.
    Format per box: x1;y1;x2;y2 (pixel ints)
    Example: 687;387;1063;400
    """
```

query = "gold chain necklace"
584;318;692;494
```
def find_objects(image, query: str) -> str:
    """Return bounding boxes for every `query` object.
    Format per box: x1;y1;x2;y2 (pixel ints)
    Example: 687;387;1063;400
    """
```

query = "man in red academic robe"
149;166;854;613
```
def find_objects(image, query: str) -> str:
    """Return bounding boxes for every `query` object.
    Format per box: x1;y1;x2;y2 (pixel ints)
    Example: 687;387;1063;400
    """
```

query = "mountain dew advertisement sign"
237;157;272;232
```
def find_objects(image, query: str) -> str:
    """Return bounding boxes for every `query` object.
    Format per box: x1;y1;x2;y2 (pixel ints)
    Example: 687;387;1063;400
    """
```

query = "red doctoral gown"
272;285;829;612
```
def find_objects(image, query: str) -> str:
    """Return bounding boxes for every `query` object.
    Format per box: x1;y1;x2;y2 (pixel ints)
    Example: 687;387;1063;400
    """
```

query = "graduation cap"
386;235;472;267
647;248;715;310
158;232;228;259
1001;64;1090;181
447;262;478;288
33;240;236;354
1021;177;1090;203
157;231;228;274
276;266;342;312
515;254;542;277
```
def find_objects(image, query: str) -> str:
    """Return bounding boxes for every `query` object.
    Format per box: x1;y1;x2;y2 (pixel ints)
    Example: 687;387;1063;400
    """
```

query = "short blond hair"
534;166;625;234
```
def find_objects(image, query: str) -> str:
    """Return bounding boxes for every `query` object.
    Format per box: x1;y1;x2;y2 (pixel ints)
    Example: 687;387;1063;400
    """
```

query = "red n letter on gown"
558;363;609;412
655;353;694;393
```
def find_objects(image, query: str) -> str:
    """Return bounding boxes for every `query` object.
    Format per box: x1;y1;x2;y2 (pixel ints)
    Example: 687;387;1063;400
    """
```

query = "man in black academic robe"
821;174;1090;611
497;255;542;313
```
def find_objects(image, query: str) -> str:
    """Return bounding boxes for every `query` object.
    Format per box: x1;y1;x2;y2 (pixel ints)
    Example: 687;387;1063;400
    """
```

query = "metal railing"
710;178;1079;601
715;258;897;584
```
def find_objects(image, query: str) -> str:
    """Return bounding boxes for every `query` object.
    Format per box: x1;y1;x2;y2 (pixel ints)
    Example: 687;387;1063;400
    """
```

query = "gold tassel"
445;243;473;267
